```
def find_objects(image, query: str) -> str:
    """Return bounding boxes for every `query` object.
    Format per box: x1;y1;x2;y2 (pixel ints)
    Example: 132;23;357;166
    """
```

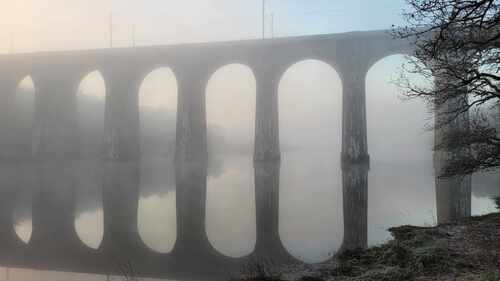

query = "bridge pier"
29;69;83;266
252;66;291;262
100;68;143;266
434;93;471;224
340;69;369;251
0;75;32;262
0;77;17;159
172;66;213;267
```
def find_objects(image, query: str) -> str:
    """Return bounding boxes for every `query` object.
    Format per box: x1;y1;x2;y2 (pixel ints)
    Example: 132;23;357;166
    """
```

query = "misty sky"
1;0;406;53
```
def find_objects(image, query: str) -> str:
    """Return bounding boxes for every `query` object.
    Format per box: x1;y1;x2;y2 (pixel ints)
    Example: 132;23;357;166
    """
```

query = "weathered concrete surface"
172;63;210;259
339;65;370;251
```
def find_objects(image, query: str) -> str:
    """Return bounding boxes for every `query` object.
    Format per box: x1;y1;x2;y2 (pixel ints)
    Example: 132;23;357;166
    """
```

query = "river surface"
10;152;499;264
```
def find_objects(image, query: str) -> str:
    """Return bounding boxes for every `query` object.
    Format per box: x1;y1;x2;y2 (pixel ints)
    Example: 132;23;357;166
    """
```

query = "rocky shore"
236;211;500;281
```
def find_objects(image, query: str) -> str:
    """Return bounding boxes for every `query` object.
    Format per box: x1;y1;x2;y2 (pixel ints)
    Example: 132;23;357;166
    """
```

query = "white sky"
0;0;407;53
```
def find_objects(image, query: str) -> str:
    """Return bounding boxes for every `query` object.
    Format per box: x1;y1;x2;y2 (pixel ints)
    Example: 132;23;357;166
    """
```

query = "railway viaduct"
0;29;470;280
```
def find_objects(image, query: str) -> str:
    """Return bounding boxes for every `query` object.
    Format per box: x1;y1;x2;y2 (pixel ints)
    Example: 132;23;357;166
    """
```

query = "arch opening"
205;63;256;258
366;54;435;245
138;67;178;253
278;59;343;263
74;70;105;249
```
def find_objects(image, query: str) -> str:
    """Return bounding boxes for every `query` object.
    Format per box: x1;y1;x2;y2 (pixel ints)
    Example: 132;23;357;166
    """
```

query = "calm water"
11;153;499;265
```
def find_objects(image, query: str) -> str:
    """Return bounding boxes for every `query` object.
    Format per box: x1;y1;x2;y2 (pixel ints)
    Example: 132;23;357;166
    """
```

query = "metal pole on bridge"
271;12;275;38
262;0;266;38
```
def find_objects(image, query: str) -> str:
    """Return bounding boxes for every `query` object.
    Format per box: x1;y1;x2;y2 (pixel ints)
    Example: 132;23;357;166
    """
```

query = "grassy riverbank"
236;209;500;281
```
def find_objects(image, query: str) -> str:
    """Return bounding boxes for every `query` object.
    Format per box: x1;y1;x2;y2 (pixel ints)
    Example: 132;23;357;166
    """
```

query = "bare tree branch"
395;0;500;177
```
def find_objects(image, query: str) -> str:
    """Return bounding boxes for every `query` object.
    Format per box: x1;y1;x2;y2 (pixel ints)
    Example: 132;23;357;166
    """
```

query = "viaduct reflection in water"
2;155;498;276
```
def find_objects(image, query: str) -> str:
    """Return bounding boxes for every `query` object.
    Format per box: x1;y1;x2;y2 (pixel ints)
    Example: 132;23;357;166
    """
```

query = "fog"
0;1;499;281
0;1;405;53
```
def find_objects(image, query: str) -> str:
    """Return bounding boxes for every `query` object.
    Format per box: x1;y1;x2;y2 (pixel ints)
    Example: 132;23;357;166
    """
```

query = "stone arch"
205;63;257;258
278;59;343;263
365;54;435;245
366;49;416;72
74;70;106;249
137;67;178;253
278;56;342;84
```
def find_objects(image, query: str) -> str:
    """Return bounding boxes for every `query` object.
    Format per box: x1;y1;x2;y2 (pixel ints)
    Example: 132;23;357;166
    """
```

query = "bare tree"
395;0;500;176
